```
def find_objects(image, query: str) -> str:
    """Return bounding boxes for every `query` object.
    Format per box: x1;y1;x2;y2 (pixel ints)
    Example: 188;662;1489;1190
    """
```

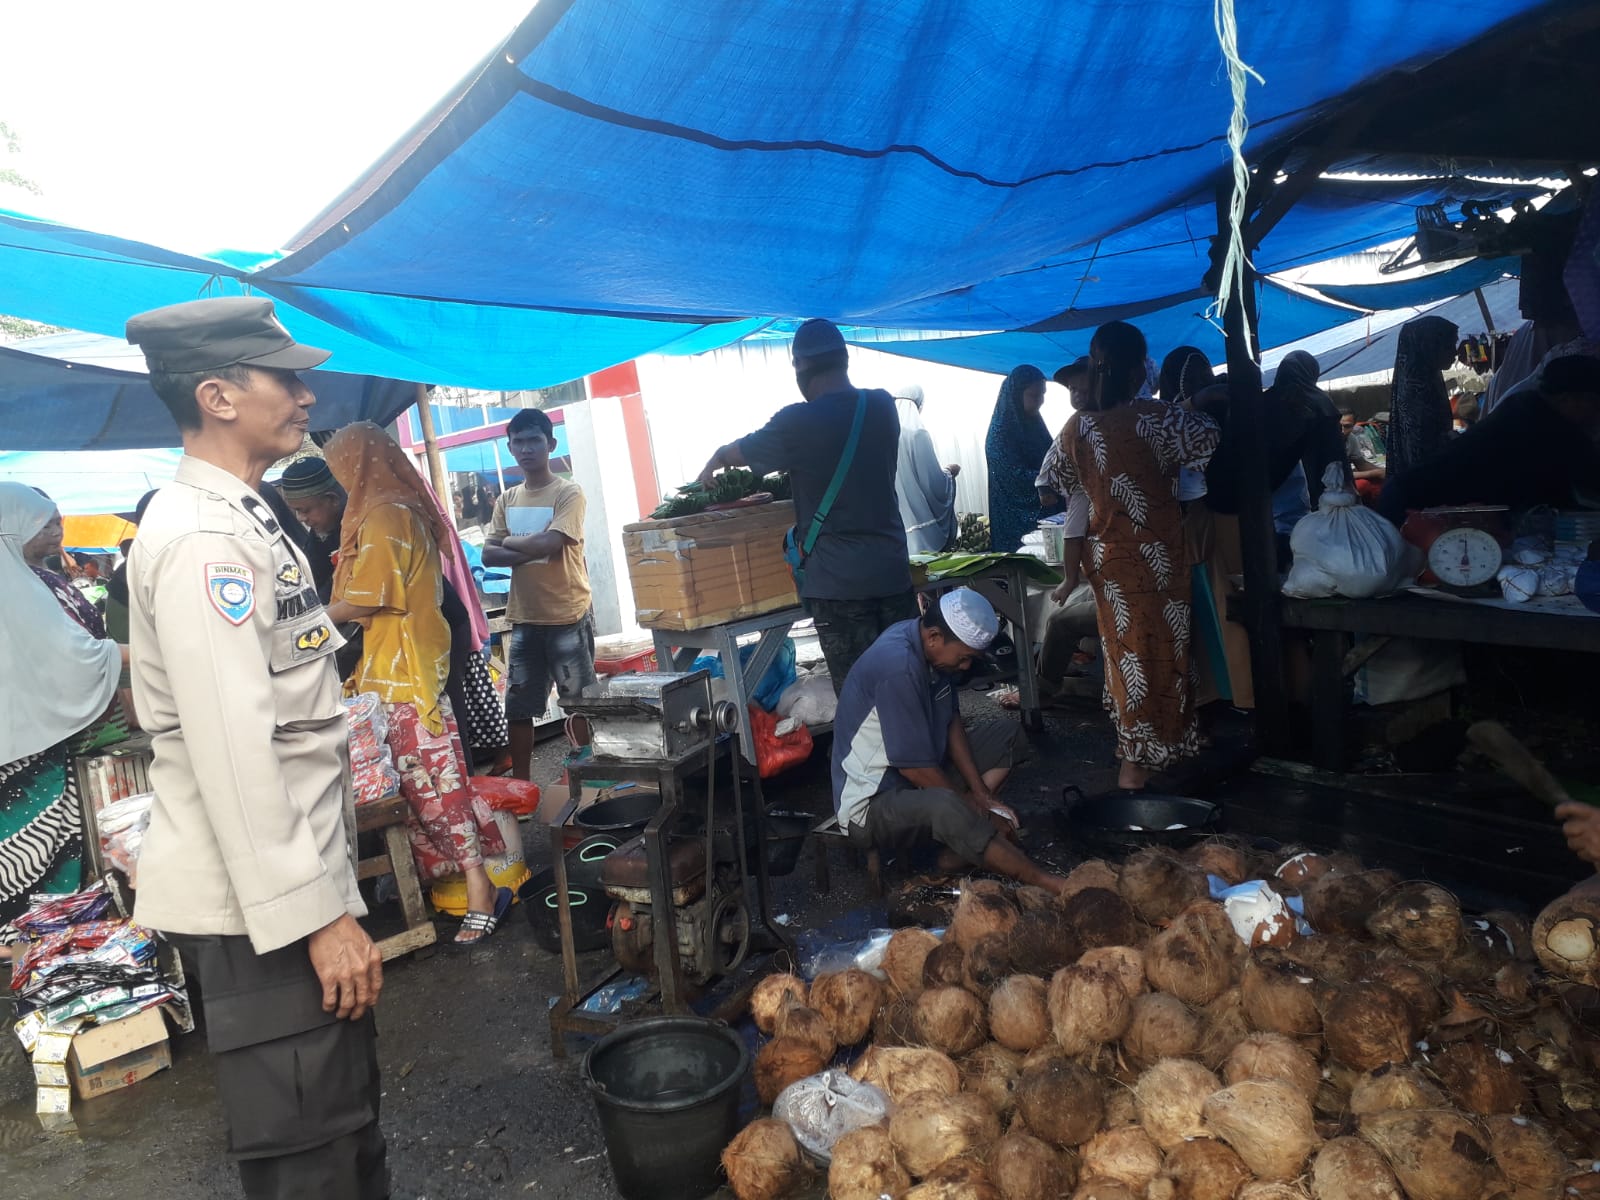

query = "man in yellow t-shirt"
483;408;595;780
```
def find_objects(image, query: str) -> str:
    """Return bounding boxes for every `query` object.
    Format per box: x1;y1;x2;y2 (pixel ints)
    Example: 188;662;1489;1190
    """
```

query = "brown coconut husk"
773;1003;838;1063
1071;1180;1139;1200
721;1118;807;1200
1483;1114;1568;1199
829;1124;912;1200
1348;1063;1446;1114
1064;888;1145;950
1079;1125;1164;1194
1006;909;1083;979
1145;904;1238;1007
749;972;808;1034
1363;952;1443;1027
1133;1057;1221;1148
1532;892;1600;987
885;928;943;999
1223;1031;1321;1097
754;1037;827;1106
1366;883;1464;962
925;941;970;990
1320;980;1417;1071
916;986;990;1057
1078;945;1147;1000
1102;1086;1140;1131
1241;948;1323;1037
874;994;924;1047
1303;869;1401;940
951;882;1022;952
889;1091;1001;1178
1150;1137;1252;1200
851;1045;961;1103
1015;1054;1105;1148
1060;859;1122;901
812;968;885;1046
989;975;1052;1053
923;1156;994;1187
1359;1108;1494;1200
1430;1037;1527;1115
1119;847;1208;926
1186;838;1251;886
1201;1078;1322;1180
1237;1183;1311;1200
1123;992;1202;1067
904;1176;1002;1200
961;1042;1024;1119
1494;960;1537;1005
964;933;1015;999
1048;964;1133;1055
1281;936;1370;985
1196;986;1253;1071
990;1130;1075;1200
1015;884;1057;915
1275;851;1334;891
1311;1136;1403;1200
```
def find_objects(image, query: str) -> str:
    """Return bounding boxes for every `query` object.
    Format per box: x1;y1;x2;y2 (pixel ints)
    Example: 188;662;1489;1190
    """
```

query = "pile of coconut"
718;843;1600;1200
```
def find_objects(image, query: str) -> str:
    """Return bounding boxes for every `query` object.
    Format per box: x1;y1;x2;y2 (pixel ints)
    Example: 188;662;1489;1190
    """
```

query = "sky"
0;1;534;256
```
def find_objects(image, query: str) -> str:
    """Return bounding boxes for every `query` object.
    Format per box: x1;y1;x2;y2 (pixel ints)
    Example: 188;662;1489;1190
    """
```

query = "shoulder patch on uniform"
205;562;256;625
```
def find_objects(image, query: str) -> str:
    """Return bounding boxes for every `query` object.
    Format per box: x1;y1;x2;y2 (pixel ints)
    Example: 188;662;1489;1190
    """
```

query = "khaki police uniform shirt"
128;455;365;954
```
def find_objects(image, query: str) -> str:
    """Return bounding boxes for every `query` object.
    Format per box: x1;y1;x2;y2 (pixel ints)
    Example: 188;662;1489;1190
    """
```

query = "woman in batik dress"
1039;322;1221;791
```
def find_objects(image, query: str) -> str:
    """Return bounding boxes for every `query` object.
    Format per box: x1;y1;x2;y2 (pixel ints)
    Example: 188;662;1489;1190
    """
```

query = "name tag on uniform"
205;563;256;625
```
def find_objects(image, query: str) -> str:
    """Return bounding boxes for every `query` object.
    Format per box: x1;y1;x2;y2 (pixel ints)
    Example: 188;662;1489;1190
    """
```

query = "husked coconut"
1348;1064;1445;1115
951;882;1021;951
925;941;970;990
1049;964;1132;1055
989;975;1052;1053
754;1037;827;1106
1151;1138;1251;1200
1223;1031;1320;1097
1532;892;1600;987
1006;909;1082;978
1146;906;1236;1006
916;986;989;1057
905;1176;1001;1200
1078;945;1147;999
1282;936;1369;984
1134;1057;1221;1148
812;969;885;1046
1072;1180;1138;1200
1363;953;1442;1026
1080;1125;1163;1193
1303;870;1400;940
1064;888;1144;950
874;994;922;1047
889;1091;1001;1177
829;1125;912;1200
773;1004;837;1063
961;1042;1023;1119
1201;1078;1321;1180
1240;948;1322;1037
1119;847;1208;925
1124;992;1202;1066
1196;986;1252;1070
1320;981;1416;1071
1430;1038;1526;1115
964;933;1014;999
990;1130;1074;1200
1061;859;1121;900
1015;1055;1104;1147
922;1156;994;1188
1015;885;1057;914
884;928;943;999
1484;1114;1568;1199
1102;1086;1139;1129
1187;838;1251;886
1366;883;1464;961
1311;1137;1402;1200
750;973;808;1034
1237;1183;1310;1200
852;1045;961;1103
1359;1108;1494;1200
721;1119;806;1200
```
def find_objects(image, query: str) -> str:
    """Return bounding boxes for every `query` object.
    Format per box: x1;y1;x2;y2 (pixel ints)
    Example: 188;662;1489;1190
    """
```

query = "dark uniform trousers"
173;934;388;1200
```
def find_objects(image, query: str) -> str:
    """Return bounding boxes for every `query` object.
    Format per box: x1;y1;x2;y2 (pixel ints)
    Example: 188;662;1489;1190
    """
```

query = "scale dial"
1427;526;1503;588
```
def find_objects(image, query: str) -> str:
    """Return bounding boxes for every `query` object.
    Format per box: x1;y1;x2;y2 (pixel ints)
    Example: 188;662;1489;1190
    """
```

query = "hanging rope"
1207;0;1265;350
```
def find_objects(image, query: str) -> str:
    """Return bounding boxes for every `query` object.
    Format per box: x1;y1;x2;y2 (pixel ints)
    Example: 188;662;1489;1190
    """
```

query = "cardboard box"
68;1007;171;1100
623;502;799;631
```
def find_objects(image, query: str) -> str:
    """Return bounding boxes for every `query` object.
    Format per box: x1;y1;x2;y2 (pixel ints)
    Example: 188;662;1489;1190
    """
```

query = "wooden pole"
1215;183;1291;755
413;383;451;507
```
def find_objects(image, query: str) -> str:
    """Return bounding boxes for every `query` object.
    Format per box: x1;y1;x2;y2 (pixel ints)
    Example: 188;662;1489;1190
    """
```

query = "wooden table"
355;795;438;961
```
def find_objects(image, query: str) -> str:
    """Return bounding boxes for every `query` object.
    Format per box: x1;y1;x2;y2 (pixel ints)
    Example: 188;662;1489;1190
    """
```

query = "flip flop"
454;886;513;946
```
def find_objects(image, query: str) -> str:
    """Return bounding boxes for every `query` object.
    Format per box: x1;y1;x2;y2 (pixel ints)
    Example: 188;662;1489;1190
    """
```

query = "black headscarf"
985;364;1054;551
1269;351;1347;504
1387;316;1459;479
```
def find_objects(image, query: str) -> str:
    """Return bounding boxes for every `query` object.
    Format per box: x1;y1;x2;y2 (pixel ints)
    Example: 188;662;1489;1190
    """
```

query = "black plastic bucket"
582;1016;749;1200
573;788;662;839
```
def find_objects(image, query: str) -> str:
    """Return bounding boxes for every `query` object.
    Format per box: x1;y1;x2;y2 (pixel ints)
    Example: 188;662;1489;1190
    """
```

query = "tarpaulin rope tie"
1207;0;1265;350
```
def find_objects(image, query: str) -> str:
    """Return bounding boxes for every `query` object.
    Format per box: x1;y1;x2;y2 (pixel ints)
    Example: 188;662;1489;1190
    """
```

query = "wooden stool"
356;795;438;961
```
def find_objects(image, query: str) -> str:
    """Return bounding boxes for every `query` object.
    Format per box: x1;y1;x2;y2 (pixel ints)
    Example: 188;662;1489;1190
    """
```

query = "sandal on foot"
454;886;513;945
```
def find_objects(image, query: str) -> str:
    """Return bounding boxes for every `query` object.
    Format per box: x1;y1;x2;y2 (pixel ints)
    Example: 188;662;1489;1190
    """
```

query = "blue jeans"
506;612;597;721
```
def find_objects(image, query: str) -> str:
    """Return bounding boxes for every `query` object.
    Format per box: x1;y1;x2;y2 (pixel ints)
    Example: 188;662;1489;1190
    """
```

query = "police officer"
124;297;387;1200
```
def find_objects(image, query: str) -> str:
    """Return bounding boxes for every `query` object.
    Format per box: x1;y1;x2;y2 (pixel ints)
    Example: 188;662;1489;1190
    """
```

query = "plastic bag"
469;776;543;817
773;1070;893;1164
690;638;798;711
776;672;838;727
1283;464;1415;599
343;692;401;804
750;704;813;778
801;929;899;979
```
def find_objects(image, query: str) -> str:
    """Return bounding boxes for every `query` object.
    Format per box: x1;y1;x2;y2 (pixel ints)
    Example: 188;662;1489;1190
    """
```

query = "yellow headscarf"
323;422;454;599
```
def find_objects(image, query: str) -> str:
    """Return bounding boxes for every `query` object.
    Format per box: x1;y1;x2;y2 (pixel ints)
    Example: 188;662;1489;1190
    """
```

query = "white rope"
1208;0;1265;351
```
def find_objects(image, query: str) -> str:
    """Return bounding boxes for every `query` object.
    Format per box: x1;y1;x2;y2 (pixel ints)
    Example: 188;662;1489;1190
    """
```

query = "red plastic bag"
749;704;813;779
468;775;543;817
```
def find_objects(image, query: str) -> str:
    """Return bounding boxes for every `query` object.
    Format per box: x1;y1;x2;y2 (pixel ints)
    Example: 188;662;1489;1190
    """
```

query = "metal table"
919;560;1046;731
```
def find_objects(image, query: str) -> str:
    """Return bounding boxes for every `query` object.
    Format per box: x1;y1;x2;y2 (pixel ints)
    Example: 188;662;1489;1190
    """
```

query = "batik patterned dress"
1041;401;1220;769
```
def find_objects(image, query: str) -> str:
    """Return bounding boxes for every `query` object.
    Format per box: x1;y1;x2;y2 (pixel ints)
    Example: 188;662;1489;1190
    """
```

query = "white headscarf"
0;482;120;762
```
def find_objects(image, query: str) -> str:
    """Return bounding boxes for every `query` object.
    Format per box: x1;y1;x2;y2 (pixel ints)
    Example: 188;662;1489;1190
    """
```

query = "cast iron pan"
1060;784;1221;856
